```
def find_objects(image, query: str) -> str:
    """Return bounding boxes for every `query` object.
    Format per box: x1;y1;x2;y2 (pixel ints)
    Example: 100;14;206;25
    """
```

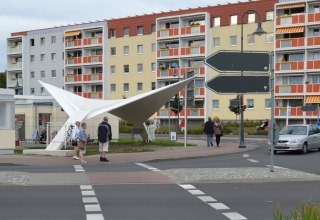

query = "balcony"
83;91;103;99
276;38;304;49
65;57;82;65
8;44;22;54
275;106;303;117
157;28;179;38
156;108;204;117
307;36;320;47
83;73;103;81
275;84;304;94
7;77;22;88
181;66;205;77
65;39;82;48
180;46;205;56
7;62;22;70
181;25;205;35
83;55;103;64
65;74;82;83
157;68;180;78
276;14;305;26
306;60;320;70
275;61;304;71
83;37;103;46
308;13;320;23
194;88;205;96
306;84;320;93
157;48;179;58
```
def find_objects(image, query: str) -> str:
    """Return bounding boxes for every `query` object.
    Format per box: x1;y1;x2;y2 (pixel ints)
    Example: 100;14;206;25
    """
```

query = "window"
137;83;143;91
110;29;116;37
30;55;35;63
151;63;156;72
266;33;274;43
110;47;116;56
30;88;35;95
123;83;129;92
230;36;237;46
137;26;144;35
315;6;320;13
51;70;56;78
213;37;220;47
110;65;116;74
124;46;129;55
247;34;255;44
213;100;219;109
110;84;116;92
137;45;143;54
266;11;274;21
30;39;34;46
265;99;271;108
123;27;130;36
313;52;320;60
313;29;319;36
40;37;45;45
213;17;220;27
230;15;238;25
30;71;35;79
248;13;255;23
41;70;45;78
247;99;254;109
124;65;129;73
151;82;156;90
40;87;45;95
51;36;56;43
40;54;45;62
151;24;156;33
51;53;56;61
151;43;156;52
137;64;143;73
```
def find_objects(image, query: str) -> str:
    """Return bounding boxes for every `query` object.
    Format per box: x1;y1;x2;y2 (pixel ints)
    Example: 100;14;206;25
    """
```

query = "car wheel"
301;143;308;154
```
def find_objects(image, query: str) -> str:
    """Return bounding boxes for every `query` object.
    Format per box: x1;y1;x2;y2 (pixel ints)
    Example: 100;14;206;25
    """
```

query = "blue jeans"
206;134;213;146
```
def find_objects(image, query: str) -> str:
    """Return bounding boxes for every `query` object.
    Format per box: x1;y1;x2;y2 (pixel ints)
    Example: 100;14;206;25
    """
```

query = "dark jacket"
97;121;112;143
204;120;214;135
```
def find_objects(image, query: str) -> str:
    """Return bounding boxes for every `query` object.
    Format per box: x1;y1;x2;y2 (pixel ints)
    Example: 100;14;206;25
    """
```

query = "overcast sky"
1;0;245;72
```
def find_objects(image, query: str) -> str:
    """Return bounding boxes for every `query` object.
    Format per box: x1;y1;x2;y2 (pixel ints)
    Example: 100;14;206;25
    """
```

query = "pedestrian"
204;117;214;147
213;118;223;147
180;119;185;132
78;122;87;163
71;121;80;160
97;116;112;162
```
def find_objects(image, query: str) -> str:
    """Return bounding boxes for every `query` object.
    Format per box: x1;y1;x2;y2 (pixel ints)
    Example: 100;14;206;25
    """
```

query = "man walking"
71;121;80;160
204;117;214;147
97;116;112;162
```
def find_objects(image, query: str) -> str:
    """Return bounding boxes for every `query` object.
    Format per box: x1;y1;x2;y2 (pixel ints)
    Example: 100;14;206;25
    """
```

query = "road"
0;136;319;220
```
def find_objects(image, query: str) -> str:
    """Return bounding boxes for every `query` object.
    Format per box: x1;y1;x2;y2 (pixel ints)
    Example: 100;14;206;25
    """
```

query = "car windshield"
279;126;307;135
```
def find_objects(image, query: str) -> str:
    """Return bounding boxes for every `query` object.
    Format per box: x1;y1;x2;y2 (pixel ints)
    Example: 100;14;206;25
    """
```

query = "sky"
1;0;246;72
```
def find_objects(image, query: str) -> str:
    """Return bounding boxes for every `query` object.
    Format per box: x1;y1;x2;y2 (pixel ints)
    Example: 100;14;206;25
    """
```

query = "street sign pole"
270;52;275;172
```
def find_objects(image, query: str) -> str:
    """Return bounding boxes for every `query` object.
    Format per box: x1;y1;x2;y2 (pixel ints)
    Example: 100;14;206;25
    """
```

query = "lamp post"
239;9;267;148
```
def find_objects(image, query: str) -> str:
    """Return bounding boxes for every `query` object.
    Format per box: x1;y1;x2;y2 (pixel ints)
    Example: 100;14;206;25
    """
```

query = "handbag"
78;141;86;150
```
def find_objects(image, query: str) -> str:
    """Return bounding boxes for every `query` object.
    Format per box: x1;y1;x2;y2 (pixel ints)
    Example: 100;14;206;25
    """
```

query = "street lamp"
239;9;267;148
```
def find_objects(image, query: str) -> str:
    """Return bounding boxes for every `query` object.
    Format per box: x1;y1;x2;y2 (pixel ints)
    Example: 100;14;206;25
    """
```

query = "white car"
270;124;320;154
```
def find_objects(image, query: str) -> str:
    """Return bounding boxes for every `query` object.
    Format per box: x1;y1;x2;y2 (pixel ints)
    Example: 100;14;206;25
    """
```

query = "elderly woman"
213;119;223;147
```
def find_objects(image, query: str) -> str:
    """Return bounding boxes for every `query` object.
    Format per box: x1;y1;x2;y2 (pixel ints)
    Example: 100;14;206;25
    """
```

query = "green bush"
119;124;133;133
273;203;320;220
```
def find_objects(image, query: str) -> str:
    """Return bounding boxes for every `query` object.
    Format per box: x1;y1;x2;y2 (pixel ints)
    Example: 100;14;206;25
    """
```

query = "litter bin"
170;132;177;141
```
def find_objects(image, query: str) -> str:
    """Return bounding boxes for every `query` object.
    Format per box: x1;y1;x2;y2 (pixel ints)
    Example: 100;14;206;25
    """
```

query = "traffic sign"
204;50;270;73
301;105;318;112
230;99;240;107
205;75;270;94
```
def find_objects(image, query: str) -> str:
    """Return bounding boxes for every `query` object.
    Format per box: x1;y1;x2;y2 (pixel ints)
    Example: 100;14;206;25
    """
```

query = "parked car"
269;124;320;154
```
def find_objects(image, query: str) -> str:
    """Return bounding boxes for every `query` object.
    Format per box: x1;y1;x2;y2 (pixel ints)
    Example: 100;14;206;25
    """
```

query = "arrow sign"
204;50;270;73
205;75;270;94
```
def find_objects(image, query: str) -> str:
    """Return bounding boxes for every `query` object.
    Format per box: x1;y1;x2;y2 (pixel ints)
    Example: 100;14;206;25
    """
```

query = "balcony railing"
65;74;82;83
83;91;103;99
156;108;205;117
308;13;320;23
275;107;303;117
194;88;205;96
276;38;304;49
65;57;82;65
181;25;206;35
181;66;205;77
306;83;320;93
157;28;179;38
275;84;304;94
306;60;320;70
275;61;304;71
276;14;305;26
83;37;103;46
8;44;22;54
7;78;22;88
307;36;320;47
83;73;103;81
157;48;179;57
65;39;82;48
157;68;180;78
180;46;205;56
83;55;103;64
7;62;22;70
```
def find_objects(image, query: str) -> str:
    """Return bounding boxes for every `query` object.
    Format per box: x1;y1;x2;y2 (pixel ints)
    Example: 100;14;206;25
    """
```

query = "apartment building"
275;0;320;127
7;0;278;139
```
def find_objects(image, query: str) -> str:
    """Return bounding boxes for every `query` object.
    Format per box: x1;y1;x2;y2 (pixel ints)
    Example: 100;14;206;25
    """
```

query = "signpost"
204;51;270;73
205;75;270;94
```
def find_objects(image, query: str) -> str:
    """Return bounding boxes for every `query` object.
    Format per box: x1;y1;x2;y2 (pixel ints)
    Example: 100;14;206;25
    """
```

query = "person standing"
97;116;112;162
71;121;80;160
204;117;214;147
213;119;223;147
78;122;87;163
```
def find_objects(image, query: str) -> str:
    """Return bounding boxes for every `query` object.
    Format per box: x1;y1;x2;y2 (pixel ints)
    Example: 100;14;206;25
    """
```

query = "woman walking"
78;122;87;163
213;119;223;147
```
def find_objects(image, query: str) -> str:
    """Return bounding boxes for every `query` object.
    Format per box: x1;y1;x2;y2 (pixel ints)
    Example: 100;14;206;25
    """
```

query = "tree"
229;95;246;122
0;73;6;88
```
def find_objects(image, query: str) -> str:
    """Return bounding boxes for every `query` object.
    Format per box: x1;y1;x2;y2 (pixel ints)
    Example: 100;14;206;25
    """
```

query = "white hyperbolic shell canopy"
39;77;195;150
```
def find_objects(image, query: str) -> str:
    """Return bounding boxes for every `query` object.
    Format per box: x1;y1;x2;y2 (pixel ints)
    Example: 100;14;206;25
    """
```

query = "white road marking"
86;214;105;220
82;190;96;196
188;189;205;195
81;185;93;190
223;212;247;220
247;159;259;163
197;196;217;202
85;204;101;212
74;165;85;172
243;154;249;158
179;184;196;190
135;163;160;171
265;165;288;169
208;202;230;210
83;197;98;203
